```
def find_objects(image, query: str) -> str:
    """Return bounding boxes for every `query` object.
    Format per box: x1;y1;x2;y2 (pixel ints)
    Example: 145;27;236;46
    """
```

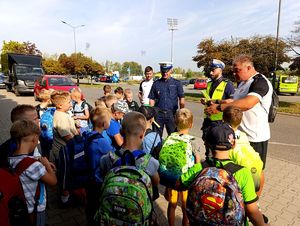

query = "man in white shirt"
206;55;273;169
138;66;154;105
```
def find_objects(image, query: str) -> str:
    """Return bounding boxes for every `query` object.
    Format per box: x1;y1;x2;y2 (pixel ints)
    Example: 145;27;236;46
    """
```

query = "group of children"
0;84;270;226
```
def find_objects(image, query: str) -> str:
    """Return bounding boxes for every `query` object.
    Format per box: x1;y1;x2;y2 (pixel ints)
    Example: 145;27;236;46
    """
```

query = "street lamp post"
274;0;282;72
61;20;85;86
167;18;178;63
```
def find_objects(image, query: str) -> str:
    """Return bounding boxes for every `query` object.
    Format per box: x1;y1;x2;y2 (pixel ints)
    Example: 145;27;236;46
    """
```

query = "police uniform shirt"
149;77;184;112
233;73;273;142
209;77;235;99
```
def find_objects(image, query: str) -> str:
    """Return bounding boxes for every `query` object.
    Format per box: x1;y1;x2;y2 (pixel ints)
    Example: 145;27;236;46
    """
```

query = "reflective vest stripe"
205;81;227;121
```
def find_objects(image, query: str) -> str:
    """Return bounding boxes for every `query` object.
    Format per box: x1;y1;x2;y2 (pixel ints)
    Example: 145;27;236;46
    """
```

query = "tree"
193;36;290;77
121;61;143;76
43;58;66;75
289;57;300;75
1;40;42;55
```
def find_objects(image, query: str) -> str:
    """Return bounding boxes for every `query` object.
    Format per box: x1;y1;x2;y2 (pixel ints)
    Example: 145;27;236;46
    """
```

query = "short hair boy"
95;96;107;108
138;106;161;155
70;89;90;134
223;106;264;195
179;122;269;226
124;88;139;111
9;119;57;226
114;86;124;100
161;108;199;226
50;91;78;163
100;111;160;186
85;107;113;225
103;85;112;96
35;89;52;119
104;100;129;151
105;94;118;109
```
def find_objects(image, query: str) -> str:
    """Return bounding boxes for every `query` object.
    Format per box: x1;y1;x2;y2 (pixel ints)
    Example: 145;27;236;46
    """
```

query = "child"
138;105;161;155
114;86;124;100
160;108;200;226
103;84;112;96
50;91;78;205
85;107;113;226
178;122;269;226
0;105;41;158
124;88;139;111
70;89;90;134
50;91;78;164
95;96;107;108
104;94;118;110
104;100;129;151
223;106;264;195
9;119;57;226
35;89;52;119
100;111;160;186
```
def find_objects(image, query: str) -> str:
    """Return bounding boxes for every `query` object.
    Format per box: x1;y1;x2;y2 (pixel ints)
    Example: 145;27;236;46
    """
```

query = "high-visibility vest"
204;80;227;121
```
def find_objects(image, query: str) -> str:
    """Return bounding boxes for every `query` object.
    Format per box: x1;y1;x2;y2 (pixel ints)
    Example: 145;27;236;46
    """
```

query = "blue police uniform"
149;77;184;136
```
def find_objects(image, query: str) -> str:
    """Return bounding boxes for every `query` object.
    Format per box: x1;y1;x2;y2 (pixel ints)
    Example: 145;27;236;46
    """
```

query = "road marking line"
269;141;300;147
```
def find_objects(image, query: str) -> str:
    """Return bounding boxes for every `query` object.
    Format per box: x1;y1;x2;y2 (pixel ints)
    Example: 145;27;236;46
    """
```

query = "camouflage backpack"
96;150;153;225
187;161;245;226
159;132;195;188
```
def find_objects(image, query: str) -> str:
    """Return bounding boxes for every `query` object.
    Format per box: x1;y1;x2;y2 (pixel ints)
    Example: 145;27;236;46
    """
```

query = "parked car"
180;79;190;86
194;78;208;89
105;76;112;83
189;78;196;84
34;75;78;101
0;72;6;89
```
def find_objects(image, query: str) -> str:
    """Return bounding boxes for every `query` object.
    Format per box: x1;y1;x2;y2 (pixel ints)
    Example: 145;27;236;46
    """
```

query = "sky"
0;0;300;71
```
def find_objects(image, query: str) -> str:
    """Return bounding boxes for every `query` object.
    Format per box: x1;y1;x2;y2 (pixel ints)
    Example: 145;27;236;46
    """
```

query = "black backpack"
268;90;279;123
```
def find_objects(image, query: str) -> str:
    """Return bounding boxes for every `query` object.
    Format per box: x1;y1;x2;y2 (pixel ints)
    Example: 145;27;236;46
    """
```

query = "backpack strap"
150;132;159;155
113;150;146;167
15;157;38;175
144;128;152;137
222;162;243;175
15;157;41;216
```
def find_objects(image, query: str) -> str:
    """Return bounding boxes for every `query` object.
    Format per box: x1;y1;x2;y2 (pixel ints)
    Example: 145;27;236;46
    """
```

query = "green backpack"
159;132;195;188
95;150;153;225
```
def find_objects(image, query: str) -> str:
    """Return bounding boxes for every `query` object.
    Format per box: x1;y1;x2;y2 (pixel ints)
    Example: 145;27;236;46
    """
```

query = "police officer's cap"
159;61;173;73
210;59;225;70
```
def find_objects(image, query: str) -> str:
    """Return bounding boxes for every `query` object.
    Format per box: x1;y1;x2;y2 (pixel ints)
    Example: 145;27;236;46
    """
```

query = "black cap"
138;106;156;120
205;122;235;151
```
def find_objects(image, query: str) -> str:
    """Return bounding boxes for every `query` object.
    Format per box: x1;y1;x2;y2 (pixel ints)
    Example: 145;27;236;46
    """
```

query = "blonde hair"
90;107;111;128
10;119;40;145
39;89;51;102
121;112;146;136
105;94;118;109
223;106;243;128
175;108;193;130
51;91;70;107
70;88;82;101
95;98;106;108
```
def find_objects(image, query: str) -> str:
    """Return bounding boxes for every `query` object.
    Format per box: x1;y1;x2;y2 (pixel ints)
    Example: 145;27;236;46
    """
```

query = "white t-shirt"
233;73;273;142
139;79;154;105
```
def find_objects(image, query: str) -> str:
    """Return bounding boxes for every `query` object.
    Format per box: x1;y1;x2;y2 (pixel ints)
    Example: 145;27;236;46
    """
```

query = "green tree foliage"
43;57;66;75
193;36;290;77
1;40;42;55
121;61;143;76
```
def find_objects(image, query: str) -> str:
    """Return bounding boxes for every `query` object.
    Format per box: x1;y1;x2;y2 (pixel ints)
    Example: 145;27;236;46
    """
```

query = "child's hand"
200;98;206;105
39;157;50;167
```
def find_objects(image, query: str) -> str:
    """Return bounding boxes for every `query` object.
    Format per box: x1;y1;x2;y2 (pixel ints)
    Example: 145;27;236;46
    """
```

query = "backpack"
0;157;39;226
95;150;153;226
72;100;93;115
186;161;245;226
268;90;279;123
40;107;56;141
58;133;102;191
158;132;195;188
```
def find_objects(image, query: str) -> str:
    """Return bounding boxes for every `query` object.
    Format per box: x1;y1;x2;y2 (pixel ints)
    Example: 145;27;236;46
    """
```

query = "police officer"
201;59;235;156
149;62;185;137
